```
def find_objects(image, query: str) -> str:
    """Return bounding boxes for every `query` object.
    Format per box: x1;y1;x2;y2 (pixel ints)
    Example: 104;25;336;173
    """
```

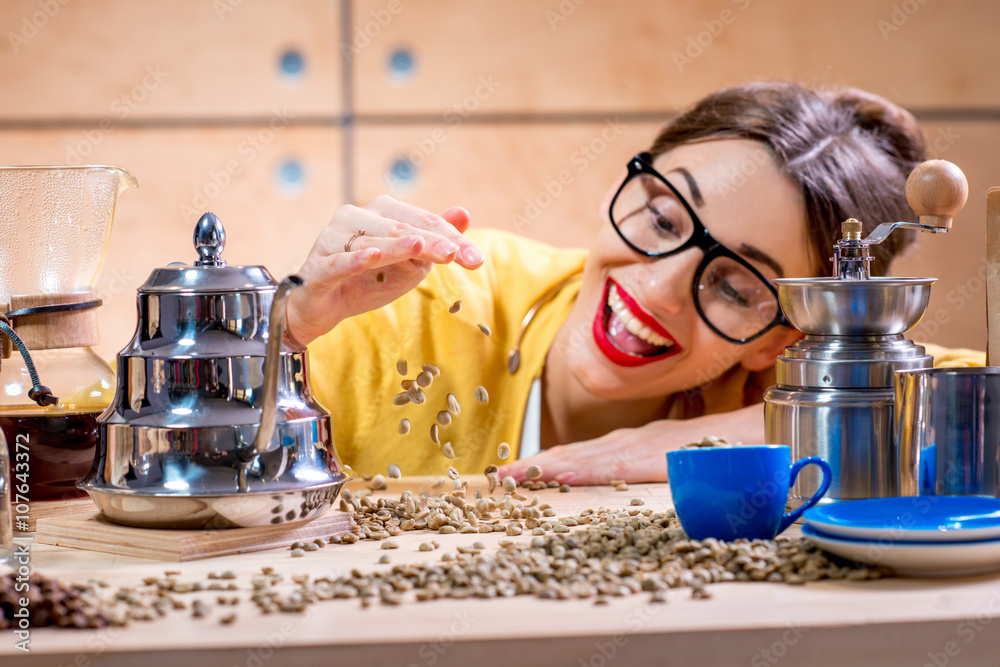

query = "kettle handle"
235;275;305;486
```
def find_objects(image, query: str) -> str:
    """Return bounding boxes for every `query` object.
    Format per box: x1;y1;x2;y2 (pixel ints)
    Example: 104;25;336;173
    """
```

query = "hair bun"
832;88;926;166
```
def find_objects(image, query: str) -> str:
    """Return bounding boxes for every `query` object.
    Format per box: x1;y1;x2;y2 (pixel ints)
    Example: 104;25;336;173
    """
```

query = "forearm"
499;404;766;485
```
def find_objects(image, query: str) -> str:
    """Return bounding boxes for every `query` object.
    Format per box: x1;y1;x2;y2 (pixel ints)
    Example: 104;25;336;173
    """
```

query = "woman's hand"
498;404;765;485
286;196;483;346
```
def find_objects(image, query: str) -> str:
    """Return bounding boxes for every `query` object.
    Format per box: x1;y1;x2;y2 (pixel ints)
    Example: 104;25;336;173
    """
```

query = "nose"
638;248;702;315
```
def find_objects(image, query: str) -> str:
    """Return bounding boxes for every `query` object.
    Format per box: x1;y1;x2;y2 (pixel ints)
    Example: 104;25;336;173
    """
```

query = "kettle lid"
138;212;277;293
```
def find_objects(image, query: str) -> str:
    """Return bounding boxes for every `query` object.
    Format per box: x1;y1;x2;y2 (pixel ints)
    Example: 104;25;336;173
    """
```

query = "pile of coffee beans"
2;572;135;628
284;504;887;610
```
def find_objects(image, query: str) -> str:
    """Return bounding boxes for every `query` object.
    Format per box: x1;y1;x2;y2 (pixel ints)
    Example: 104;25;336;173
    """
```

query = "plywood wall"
1;0;997;359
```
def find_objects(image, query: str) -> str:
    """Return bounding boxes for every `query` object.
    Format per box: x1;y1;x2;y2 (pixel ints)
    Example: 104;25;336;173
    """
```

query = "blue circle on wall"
275;158;307;199
279;49;306;83
387;157;416;190
388;47;415;82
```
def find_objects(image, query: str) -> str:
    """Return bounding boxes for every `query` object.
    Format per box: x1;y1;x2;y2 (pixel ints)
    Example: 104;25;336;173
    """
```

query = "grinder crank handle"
905;159;968;230
859;160;970;246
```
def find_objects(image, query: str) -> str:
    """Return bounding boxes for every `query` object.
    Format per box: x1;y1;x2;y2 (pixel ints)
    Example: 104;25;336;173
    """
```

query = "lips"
591;278;682;367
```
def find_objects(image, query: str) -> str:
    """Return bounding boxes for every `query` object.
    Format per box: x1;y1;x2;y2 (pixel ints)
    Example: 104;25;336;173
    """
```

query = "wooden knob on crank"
905;159;968;229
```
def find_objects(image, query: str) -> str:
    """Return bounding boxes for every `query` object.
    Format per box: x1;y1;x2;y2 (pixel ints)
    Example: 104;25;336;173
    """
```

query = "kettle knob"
194;212;227;267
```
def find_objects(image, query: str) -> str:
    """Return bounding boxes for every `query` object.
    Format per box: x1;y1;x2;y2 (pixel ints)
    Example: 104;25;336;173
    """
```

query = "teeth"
607;284;673;348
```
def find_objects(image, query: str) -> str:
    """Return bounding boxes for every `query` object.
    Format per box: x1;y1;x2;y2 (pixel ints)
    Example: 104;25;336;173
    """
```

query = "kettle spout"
236;275;305;470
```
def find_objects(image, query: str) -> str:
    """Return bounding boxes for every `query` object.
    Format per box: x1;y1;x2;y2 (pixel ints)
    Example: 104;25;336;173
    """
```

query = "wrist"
284;298;332;349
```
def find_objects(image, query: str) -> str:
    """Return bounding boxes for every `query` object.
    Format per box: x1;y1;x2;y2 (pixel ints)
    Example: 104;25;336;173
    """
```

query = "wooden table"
5;479;1000;667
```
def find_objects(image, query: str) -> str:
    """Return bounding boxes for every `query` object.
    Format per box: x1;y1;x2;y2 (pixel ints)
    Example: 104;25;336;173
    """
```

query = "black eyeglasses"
608;153;790;344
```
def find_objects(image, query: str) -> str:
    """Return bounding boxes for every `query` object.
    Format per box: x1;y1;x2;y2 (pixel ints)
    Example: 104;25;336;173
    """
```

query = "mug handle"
777;456;832;534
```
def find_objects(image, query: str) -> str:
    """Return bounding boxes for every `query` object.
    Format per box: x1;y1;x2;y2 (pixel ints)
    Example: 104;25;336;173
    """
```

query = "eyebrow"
663;163;784;277
667;167;704;208
738;243;785;278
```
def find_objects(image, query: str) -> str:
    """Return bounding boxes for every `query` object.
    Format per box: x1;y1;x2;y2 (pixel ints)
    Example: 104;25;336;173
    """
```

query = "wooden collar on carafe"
1;290;102;358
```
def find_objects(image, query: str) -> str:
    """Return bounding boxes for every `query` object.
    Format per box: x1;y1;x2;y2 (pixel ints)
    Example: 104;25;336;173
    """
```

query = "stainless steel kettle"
79;212;354;529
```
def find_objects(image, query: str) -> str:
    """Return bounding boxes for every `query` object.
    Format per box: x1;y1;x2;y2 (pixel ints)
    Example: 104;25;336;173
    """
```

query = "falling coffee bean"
396;360;407;376
422;362;440;377
416;371;433;388
387;464;401;479
447;467;460;481
437;411;452;426
398;418;410;435
526;466;543;480
442;442;457;459
407;386;426;404
497;442;511;460
474;386;489;404
449;300;462;314
446;393;461;416
478;323;492;336
430;423;440;445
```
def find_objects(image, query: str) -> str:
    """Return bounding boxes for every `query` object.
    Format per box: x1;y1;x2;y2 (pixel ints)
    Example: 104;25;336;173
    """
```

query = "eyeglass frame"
607;152;792;344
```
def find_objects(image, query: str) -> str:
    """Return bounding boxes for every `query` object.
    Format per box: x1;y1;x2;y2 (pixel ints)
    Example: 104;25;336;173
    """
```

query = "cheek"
687;336;745;384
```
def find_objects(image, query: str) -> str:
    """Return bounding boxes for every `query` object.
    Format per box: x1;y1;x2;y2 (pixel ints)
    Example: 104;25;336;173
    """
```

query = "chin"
565;346;667;401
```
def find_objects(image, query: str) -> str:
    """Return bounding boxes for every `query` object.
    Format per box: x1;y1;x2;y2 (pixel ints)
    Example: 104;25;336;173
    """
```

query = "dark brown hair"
649;81;927;276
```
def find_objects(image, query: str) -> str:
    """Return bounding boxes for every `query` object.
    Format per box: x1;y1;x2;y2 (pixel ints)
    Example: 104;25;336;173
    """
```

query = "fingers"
499;451;573;484
439;206;471;233
332;205;459;264
366;196;483;269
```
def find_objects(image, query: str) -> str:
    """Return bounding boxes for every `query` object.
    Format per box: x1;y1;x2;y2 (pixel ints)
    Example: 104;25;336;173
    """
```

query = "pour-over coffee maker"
764;160;969;507
0;165;136;501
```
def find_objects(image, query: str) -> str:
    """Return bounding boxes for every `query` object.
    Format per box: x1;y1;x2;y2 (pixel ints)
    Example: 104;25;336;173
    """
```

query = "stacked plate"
801;496;1000;577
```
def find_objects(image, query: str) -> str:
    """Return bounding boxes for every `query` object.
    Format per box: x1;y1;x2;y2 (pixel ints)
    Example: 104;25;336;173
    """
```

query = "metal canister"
896;367;1000;497
764;335;931;506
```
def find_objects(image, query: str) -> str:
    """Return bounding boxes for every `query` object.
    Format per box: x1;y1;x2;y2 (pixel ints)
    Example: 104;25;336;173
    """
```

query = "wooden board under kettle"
34;510;352;562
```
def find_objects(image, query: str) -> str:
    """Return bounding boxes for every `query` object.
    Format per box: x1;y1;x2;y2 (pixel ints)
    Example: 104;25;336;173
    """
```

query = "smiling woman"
287;81;981;484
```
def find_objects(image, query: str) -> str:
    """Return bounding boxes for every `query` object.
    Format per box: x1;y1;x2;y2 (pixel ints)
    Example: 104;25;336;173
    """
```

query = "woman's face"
559;138;814;401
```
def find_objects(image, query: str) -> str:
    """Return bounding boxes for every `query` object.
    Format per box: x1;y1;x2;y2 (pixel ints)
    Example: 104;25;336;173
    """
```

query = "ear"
739;326;803;372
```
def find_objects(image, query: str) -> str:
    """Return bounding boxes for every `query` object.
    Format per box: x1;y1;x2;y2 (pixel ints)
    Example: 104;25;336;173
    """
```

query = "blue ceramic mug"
666;445;832;541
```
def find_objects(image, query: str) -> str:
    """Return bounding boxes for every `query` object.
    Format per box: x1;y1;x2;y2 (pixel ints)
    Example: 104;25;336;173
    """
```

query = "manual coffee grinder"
0;165;136;501
764;160;968;507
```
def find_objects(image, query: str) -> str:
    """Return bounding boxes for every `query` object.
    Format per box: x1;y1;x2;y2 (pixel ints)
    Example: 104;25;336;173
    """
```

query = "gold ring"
344;229;366;252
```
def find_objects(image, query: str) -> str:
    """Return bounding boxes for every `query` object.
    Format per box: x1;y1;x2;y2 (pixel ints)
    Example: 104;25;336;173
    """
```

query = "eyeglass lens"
611;171;779;341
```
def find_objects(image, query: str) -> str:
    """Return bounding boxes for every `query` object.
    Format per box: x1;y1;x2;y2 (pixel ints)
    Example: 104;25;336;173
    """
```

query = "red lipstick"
591;278;681;367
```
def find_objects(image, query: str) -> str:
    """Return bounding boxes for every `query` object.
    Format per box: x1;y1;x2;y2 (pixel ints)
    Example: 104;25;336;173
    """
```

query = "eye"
704;263;765;309
711;275;751;308
646;199;680;237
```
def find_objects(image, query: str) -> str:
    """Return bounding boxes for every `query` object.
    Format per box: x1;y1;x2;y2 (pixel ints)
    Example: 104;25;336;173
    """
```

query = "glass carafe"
0;165;136;501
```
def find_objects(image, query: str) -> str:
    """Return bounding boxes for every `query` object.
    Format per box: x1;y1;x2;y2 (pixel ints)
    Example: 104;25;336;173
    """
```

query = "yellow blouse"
307;229;586;477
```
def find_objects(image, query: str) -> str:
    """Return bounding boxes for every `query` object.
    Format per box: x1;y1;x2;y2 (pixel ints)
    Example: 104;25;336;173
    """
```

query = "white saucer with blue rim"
801;524;1000;577
803;496;1000;543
